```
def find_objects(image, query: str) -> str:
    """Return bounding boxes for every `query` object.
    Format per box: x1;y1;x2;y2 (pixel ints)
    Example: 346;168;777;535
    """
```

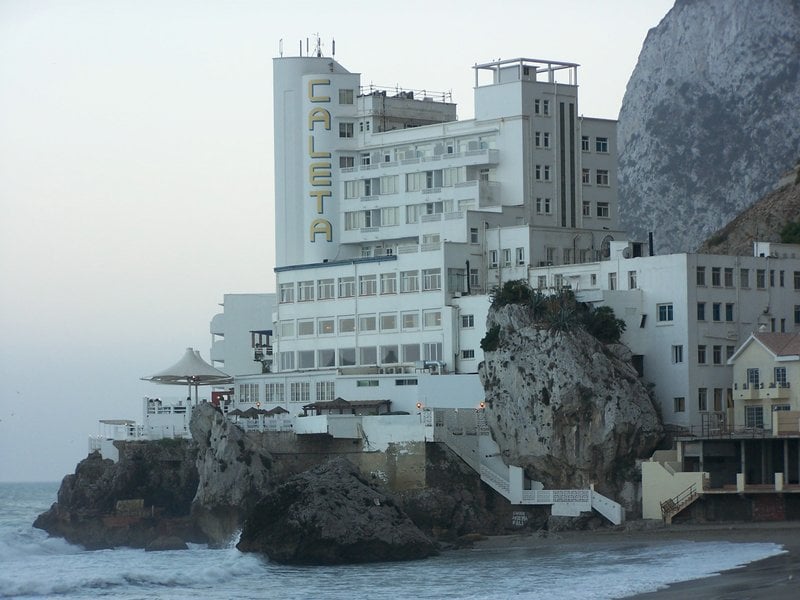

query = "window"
726;345;735;360
712;345;722;365
489;250;499;268
422;268;442;291
280;351;295;371
317;350;336;368
795;304;800;325
338;277;355;298
711;267;721;286
745;406;763;428
698;388;708;411
402;343;420;362
290;382;310;403
340;156;355;169
775;367;787;387
502;249;511;267
542;100;550;115
470;227;479;244
359;315;377;332
697;345;707;364
470;269;480;290
542;132;550;148
298;320;314;336
318;318;335;335
746;368;760;387
338;347;356;366
400;270;419;293
339;122;354;138
712;303;721;321
279;282;294;303
608;272;617;290
461;349;475;359
628;270;637;289
360;152;371;166
402;311;419;330
657;303;674;322
740;268;750;288
673;397;685;413
423;310;442;328
359;347;377;365
424;342;443;361
595;169;609;186
770;270;775;287
536;197;552;215
581;136;589;151
380;313;397;331
562;248;572;265
725;303;734;322
339;88;354;104
696;266;706;286
595;137;608;153
279;320;295;338
780;270;785;287
380;273;397;295
697;302;706;321
318;278;335;300
534;131;541;147
672;345;683;363
298;350;314;369
596;202;609;218
724;268;734;287
381;345;399;364
756;269;766;289
338;316;355;333
265;383;284;403
534;99;540;114
359;274;377;296
238;383;259;404
795;271;800;290
516;247;525;266
713;388;723;412
582;201;591;216
396;378;418;386
298;280;314;302
582;168;591;184
537;275;547;289
316;380;335;400
461;314;475;328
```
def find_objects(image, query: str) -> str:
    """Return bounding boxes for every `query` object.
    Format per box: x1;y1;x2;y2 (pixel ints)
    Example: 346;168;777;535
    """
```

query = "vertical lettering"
309;219;332;242
308;79;331;102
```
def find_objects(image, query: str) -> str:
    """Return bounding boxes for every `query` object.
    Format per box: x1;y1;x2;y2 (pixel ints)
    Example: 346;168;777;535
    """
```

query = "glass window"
595;137;608;152
697;302;706;321
595;169;609;186
672;345;683;363
338;316;355;333
402;343;420;363
359;274;377;296
746;368;760;386
338;347;356;366
318;278;335;300
380;273;397;294
673;397;685;413
424;342;443;361
359;315;377;332
461;314;475;328
461;349;475;359
279;282;294;303
298;350;314;369
711;267;721;286
298;280;314;302
422;268;441;291
657;303;674;322
280;351;294;371
318;318;335;335
297;320;314;336
338;277;355;298
712;345;722;365
740;268;750;288
581;136;589;151
696;266;706;286
359;346;377;365
317;349;336;368
339;122;353;138
279;320;295;338
380;313;397;331
400;270;419;293
339;88;354;104
724;268;734;287
712;302;721;321
756;269;766;289
402;312;419;330
725;303;734;322
698;345;707;364
423;310;442;328
596;202;609;217
381;345;399;364
698;388;707;411
745;406;763;428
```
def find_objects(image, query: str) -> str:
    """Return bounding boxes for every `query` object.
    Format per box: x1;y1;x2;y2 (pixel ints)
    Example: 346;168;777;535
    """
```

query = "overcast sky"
0;0;674;482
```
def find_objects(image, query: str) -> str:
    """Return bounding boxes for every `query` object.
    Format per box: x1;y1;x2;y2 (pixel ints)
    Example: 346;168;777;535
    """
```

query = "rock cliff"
236;457;438;564
189;402;274;546
479;303;663;505
618;0;800;253
33;440;202;549
698;164;800;255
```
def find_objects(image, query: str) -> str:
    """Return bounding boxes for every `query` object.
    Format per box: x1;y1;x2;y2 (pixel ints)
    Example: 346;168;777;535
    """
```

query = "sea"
0;482;787;600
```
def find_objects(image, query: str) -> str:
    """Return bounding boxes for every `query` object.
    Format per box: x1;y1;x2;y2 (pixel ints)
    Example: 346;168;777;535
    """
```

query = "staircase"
427;409;625;525
660;483;700;524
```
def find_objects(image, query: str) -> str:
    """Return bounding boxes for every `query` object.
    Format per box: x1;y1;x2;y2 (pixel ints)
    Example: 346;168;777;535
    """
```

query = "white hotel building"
223;52;623;414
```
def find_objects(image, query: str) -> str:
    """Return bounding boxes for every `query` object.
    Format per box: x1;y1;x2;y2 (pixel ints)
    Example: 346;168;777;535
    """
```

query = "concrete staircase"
426;409;625;525
660;483;700;524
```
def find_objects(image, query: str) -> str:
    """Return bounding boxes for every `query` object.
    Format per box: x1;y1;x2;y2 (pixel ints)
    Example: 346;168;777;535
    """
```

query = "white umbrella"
141;347;232;404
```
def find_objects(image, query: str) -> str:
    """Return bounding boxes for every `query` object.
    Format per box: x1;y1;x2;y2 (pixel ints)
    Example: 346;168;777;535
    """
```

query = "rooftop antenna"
332;38;335;57
313;33;322;57
279;38;283;57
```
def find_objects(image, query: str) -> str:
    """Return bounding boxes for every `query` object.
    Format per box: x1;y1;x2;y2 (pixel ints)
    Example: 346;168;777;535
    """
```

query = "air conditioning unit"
385;248;394;255
386;367;398;374
453;291;462;298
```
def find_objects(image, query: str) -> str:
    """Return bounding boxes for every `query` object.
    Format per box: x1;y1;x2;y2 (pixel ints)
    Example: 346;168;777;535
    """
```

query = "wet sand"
476;521;800;599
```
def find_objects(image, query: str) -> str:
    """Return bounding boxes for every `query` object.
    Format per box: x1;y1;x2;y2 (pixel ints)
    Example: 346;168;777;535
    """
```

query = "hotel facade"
221;52;623;415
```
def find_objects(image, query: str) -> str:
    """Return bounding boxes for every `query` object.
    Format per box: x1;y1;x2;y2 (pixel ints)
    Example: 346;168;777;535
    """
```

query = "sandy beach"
476;521;800;599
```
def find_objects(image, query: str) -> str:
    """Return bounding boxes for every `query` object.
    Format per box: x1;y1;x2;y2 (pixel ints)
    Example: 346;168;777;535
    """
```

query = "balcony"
253;345;274;361
734;381;791;401
455;179;501;207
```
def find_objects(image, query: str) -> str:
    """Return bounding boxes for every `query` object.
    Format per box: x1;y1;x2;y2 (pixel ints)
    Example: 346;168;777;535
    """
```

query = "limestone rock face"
618;0;800;253
479;305;663;499
33;442;202;549
236;457;438;564
189;402;274;546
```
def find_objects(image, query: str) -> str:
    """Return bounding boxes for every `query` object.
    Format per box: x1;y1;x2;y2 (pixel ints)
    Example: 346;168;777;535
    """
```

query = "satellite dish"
622;247;631;259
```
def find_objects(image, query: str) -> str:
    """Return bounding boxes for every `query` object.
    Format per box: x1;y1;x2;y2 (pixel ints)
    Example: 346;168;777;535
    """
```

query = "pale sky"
0;0;674;482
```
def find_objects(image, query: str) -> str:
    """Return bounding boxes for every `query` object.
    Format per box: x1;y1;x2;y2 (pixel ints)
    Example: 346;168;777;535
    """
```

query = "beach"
477;521;800;599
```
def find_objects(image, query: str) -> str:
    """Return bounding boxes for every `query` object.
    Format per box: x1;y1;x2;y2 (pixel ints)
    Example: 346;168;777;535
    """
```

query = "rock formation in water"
33;440;202;549
698;164;800;255
618;0;800;253
236;457;438;564
479;301;663;506
189;402;274;546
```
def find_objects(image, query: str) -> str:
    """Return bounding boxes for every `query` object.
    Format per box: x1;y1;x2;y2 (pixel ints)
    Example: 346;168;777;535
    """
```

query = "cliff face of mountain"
698;164;800;255
479;304;663;506
618;0;800;253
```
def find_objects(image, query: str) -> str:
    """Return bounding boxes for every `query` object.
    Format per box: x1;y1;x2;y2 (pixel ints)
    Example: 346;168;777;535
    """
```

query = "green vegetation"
484;280;626;345
780;220;800;244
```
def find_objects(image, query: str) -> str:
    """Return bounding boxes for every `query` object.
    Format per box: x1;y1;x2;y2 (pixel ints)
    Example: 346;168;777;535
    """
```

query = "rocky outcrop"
479;304;663;505
698;164;800;255
236;457;438;564
618;0;800;253
33;441;202;549
189;402;274;546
